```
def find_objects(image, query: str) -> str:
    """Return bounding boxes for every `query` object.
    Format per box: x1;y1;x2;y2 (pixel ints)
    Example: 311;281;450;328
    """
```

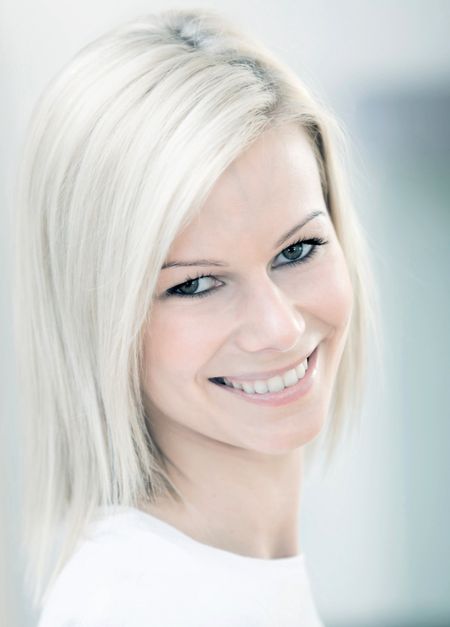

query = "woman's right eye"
166;275;222;299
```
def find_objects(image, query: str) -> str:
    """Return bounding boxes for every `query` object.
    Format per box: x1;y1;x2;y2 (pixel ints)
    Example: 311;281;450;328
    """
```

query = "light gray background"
1;1;449;626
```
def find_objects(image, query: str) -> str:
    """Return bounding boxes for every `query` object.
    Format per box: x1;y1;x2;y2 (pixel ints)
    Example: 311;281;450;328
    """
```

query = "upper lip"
214;346;317;383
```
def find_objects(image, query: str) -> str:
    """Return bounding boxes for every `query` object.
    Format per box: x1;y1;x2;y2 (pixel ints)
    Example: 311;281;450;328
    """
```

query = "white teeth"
283;368;299;388
254;380;269;394
267;375;285;393
221;352;312;395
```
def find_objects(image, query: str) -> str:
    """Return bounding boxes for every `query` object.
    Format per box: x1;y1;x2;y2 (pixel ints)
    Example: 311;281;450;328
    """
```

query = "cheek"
141;304;219;390
321;255;353;330
296;248;354;332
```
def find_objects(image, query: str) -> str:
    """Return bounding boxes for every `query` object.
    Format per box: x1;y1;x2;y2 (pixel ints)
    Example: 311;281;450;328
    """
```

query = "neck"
139;416;303;559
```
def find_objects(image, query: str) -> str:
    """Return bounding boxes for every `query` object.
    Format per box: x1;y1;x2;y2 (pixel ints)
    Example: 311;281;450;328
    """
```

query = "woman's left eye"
164;237;328;299
272;237;328;268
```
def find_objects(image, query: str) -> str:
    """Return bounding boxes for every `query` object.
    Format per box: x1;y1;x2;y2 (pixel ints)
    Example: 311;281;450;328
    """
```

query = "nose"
234;275;305;354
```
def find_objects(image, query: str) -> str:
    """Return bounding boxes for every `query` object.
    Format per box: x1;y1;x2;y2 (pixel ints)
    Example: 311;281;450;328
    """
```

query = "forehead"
170;124;326;252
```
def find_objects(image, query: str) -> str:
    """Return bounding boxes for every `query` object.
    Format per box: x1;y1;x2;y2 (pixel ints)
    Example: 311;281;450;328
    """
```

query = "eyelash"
165;236;329;299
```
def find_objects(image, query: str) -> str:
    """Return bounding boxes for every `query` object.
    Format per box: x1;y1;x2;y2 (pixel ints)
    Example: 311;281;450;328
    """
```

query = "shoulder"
37;508;192;627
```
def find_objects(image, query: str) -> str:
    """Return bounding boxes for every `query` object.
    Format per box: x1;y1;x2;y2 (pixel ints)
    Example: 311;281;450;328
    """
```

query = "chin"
245;410;327;456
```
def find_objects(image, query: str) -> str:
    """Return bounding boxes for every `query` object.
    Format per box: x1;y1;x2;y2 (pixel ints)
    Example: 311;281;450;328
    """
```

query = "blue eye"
165;237;328;299
167;275;221;298
273;238;321;267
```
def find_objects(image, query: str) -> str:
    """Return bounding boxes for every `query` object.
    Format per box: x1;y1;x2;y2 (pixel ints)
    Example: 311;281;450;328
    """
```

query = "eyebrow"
161;209;326;270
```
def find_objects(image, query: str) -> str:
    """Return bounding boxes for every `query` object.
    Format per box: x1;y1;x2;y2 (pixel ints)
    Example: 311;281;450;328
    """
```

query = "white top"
38;506;325;627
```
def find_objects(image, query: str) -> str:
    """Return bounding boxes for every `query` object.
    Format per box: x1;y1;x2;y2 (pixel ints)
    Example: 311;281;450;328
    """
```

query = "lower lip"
210;346;319;407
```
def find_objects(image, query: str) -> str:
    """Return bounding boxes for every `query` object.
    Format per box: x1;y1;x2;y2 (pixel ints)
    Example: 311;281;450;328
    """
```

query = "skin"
139;123;354;559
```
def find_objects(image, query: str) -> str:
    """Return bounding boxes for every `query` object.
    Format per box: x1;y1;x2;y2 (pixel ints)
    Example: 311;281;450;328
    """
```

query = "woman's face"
141;124;353;455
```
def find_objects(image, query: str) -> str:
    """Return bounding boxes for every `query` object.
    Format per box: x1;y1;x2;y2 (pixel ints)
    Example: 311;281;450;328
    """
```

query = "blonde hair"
13;7;381;610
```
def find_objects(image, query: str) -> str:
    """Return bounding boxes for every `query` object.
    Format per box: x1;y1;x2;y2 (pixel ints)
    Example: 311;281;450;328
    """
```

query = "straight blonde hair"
13;7;382;610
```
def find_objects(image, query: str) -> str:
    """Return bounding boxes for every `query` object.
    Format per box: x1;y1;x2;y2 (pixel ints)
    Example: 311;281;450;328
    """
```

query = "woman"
14;8;380;626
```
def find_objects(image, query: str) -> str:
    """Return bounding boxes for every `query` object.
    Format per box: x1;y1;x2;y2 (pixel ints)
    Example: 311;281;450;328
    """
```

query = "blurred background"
1;1;449;625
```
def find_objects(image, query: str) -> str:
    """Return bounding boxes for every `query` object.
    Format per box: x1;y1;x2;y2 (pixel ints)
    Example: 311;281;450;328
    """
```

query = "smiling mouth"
207;346;318;403
209;377;231;386
209;347;317;387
